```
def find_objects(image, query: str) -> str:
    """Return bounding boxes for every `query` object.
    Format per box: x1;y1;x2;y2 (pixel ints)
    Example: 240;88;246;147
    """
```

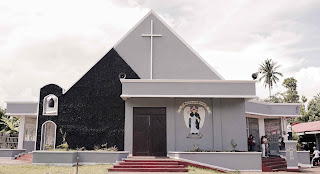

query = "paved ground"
0;159;30;165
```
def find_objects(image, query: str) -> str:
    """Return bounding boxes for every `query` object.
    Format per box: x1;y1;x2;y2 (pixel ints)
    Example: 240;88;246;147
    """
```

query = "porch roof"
5;101;38;116
292;121;320;133
245;100;301;117
120;79;256;99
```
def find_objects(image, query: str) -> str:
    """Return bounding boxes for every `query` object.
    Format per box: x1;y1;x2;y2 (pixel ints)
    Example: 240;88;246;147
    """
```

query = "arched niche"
43;94;58;115
40;121;56;150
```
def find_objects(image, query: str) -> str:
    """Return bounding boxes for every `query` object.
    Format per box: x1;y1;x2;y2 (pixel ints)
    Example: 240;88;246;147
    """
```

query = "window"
43;94;58;115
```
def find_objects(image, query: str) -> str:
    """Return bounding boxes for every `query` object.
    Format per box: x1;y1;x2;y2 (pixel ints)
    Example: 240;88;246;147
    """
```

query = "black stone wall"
36;48;139;150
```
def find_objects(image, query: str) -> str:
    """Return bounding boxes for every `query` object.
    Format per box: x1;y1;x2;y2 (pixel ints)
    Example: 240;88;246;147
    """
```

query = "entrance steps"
262;156;287;172
109;157;188;172
15;153;33;163
109;156;228;173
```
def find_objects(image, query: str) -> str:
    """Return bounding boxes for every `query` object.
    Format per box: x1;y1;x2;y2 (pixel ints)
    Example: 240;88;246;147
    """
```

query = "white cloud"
295;67;320;101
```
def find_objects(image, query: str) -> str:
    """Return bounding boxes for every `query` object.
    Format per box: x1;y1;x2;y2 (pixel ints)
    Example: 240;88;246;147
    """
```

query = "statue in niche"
184;105;204;138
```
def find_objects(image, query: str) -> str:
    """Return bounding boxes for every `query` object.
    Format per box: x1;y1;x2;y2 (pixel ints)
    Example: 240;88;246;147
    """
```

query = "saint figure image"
189;106;201;135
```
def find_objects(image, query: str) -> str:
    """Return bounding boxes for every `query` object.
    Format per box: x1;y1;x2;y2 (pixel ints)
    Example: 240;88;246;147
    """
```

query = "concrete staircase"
15;153;33;163
262;156;287;172
109;157;188;172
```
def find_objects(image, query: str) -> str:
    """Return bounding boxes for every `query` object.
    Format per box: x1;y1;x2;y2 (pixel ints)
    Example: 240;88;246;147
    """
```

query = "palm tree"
258;59;283;98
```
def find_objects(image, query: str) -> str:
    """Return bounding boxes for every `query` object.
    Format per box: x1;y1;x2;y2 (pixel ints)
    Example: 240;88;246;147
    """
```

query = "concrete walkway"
240;166;320;174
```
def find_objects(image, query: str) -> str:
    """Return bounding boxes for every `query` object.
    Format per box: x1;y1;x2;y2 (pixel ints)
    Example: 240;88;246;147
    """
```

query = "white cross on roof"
142;20;162;79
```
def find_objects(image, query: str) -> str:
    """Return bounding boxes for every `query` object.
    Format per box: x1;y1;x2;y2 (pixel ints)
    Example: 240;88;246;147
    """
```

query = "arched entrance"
40;121;56;150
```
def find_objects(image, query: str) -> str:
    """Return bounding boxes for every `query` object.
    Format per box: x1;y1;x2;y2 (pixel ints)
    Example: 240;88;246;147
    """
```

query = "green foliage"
262;77;300;103
0;110;19;135
231;139;237;151
282;77;299;103
192;144;201;152
292;131;304;150
258;58;283;98
93;143;118;151
57;128;69;151
295;94;320;123
263;92;283;103
0;108;5;131
44;144;53;150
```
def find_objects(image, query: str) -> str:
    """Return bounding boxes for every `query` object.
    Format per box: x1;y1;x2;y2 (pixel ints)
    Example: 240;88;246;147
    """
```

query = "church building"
4;10;301;162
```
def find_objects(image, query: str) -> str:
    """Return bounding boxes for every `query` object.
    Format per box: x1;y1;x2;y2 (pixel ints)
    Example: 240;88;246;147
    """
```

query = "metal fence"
0;133;18;149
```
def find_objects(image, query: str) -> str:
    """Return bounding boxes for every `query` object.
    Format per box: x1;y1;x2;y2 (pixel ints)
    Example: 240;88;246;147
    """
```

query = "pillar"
258;117;265;139
17;115;26;149
281;117;288;141
284;141;299;171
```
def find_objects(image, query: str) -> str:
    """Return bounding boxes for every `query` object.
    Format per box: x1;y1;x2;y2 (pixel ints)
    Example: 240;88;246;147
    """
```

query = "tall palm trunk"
269;85;271;99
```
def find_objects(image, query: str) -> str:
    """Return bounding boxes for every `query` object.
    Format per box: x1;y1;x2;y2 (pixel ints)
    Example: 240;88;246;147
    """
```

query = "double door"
133;107;167;156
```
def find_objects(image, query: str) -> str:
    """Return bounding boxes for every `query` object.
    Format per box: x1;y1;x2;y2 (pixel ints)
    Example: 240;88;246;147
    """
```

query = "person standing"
263;135;269;157
248;134;254;151
311;147;320;166
287;124;292;140
261;136;266;157
279;137;285;150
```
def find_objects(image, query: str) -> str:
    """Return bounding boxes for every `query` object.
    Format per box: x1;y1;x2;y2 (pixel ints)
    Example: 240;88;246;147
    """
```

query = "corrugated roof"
292;121;320;132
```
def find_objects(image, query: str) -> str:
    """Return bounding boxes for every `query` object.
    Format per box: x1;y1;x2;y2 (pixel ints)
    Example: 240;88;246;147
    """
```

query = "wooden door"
133;107;166;156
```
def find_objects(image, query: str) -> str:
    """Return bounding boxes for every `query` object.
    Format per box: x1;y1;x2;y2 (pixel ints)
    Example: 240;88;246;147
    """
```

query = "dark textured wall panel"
36;48;139;150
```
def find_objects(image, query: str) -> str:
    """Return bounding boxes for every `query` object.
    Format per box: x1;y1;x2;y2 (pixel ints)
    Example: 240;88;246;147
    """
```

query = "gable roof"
114;10;224;80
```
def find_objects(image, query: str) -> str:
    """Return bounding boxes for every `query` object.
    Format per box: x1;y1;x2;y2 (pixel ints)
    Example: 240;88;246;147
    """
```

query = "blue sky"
1;0;320;108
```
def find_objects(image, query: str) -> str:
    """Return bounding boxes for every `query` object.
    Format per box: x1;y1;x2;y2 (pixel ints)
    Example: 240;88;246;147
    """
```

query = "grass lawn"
0;164;112;174
0;164;234;174
188;166;229;174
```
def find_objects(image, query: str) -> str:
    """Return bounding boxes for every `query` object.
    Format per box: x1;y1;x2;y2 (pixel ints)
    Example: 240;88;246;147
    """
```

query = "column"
124;99;133;156
258;117;265;139
213;98;222;151
281;117;288;141
17;115;26;149
284;141;299;171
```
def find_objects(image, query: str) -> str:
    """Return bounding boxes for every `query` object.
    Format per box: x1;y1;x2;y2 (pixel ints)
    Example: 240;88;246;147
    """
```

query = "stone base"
187;133;203;139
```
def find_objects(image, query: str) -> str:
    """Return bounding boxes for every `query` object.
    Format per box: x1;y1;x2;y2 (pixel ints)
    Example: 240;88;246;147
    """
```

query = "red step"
109;168;189;172
263;161;286;166
15;154;33;164
268;164;287;170
114;165;185;168
124;159;176;162
262;157;288;172
119;161;179;165
110;157;229;173
110;157;188;172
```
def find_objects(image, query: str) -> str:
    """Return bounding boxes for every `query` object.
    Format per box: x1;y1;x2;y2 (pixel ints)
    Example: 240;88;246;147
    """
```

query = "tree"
295;94;320;122
258;59;283;98
282;77;299;103
263;92;283;103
